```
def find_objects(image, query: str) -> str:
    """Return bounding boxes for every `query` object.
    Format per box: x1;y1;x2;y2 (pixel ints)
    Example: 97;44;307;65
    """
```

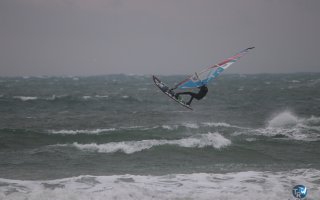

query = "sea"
0;73;319;200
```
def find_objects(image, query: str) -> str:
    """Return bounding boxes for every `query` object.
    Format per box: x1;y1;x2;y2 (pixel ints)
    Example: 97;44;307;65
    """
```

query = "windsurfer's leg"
186;96;194;105
175;92;194;98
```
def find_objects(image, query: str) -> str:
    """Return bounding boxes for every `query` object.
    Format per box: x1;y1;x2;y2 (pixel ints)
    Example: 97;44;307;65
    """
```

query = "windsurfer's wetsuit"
175;85;208;105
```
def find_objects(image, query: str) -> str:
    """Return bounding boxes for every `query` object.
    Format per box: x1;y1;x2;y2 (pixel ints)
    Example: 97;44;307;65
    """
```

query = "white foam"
181;122;199;129
202;122;247;129
175;132;231;149
290;80;301;83
95;95;109;98
48;125;173;135
1;169;319;200
49;128;116;135
60;132;231;154
161;125;178;130
13;96;38;101
45;95;57;100
120;125;145;130
305;115;320;125
236;111;320;141
202;122;232;127
267;111;299;128
82;96;92;100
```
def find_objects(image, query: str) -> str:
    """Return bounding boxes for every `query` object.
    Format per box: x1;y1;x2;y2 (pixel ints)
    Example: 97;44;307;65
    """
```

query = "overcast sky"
1;0;320;76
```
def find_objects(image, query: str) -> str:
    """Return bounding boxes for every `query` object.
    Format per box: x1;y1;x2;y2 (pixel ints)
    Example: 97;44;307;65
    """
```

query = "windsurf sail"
173;47;255;89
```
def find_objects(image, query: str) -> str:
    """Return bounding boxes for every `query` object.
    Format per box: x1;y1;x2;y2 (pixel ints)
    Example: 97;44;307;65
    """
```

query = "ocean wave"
161;122;240;130
267;111;299;128
11;95;68;101
163;121;243;130
181;122;199;129
122;95;129;99
47;126;154;135
82;96;92;100
13;96;38;101
9;94;126;102
95;95;109;98
47;121;244;135
201;122;247;129
44;95;58;100
81;95;110;100
57;132;231;154
234;111;320;141
202;122;232;127
49;128;116;135
0;169;319;200
161;125;179;130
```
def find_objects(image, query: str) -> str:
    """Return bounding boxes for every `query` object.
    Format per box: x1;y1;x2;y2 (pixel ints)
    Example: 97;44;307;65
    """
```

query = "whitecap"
82;96;92;100
202;122;247;130
181;122;199;129
95;95;109;98
13;96;38;101
161;125;178;130
202;122;232;128
59;132;231;154
289;80;300;83
49;128;116;135
267;111;299;128
45;95;57;100
236;111;320;141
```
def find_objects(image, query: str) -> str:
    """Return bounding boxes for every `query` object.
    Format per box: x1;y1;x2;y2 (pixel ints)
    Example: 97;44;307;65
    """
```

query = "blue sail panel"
177;66;225;89
177;79;203;89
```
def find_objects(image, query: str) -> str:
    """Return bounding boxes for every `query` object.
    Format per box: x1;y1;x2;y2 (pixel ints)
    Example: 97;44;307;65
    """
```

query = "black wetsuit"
175;85;208;105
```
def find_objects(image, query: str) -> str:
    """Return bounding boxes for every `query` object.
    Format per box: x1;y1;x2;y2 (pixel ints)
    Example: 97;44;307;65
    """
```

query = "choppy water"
0;74;320;199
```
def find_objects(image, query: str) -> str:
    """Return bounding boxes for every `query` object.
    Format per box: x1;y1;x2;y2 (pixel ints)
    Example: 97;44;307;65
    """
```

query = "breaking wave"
267;111;299;128
49;128;116;135
181;122;199;129
0;169;319;200
9;94;140;102
47;121;240;135
56;132;231;154
13;96;38;101
234;111;320;141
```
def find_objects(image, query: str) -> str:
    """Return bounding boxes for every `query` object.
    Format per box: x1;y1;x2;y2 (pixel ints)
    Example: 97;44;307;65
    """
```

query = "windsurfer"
174;85;208;105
